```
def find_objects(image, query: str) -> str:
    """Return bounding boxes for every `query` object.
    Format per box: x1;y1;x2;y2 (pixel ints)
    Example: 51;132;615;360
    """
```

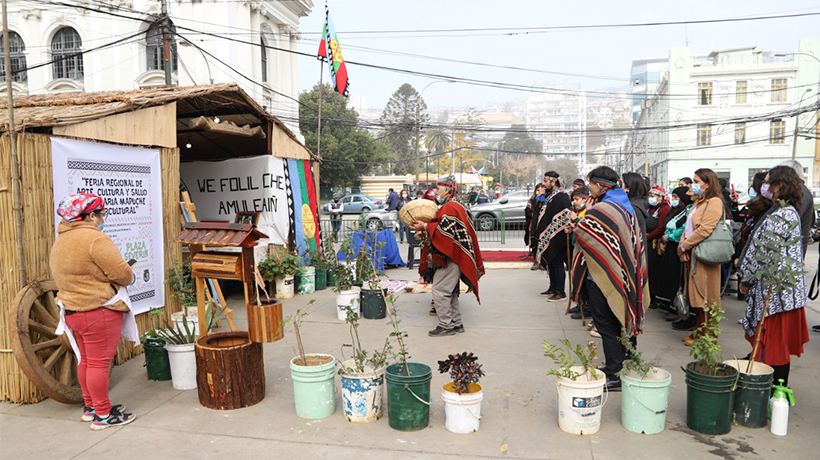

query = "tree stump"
195;331;265;410
247;299;284;343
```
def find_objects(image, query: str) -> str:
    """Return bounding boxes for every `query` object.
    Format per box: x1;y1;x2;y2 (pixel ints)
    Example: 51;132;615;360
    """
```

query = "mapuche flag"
317;7;349;97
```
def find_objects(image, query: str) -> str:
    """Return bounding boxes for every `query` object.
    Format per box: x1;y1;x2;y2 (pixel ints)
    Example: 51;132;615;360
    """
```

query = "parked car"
469;190;530;231
322;194;384;214
362;209;400;232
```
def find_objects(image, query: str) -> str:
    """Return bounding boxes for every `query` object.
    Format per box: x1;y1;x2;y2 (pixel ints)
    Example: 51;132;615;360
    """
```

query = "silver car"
322;194;385;214
362;209;401;232
469;190;530;231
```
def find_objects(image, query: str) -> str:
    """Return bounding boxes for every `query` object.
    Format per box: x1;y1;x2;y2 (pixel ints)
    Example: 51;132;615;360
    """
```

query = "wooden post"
195;276;207;335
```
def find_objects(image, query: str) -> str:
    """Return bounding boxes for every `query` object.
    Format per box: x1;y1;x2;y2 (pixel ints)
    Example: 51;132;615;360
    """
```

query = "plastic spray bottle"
769;379;794;436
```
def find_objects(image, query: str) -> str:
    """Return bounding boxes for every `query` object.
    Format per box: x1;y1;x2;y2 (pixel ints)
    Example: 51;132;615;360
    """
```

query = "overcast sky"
295;0;819;111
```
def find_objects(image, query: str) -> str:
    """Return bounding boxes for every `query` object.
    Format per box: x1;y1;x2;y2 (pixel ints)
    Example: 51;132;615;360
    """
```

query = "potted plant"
358;234;387;320
542;339;605;435
617;329;672;435
384;292;432;432
260;248;300;299
139;308;171;381
283;303;337;419
297;243;319;295
725;209;801;428
337;305;392;423
438;352;485;434
155;301;226;390
323;235;339;287
683;301;738;435
332;242;360;321
246;264;283;344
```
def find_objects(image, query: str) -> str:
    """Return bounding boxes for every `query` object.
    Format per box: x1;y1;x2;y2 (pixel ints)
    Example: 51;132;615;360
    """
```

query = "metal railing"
319;211;524;244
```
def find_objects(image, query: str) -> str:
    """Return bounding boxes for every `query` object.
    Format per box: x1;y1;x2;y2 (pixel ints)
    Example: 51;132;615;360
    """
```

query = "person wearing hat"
534;171;572;302
409;176;485;336
50;193;136;430
328;193;344;240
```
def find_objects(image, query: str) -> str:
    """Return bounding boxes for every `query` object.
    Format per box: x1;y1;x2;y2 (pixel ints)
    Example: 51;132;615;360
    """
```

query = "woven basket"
399;200;438;227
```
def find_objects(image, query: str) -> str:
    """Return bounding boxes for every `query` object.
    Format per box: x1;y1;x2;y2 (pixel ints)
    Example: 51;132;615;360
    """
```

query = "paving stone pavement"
2;247;819;460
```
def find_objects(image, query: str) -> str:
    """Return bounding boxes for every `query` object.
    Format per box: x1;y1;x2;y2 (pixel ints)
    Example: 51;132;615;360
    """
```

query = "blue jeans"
547;254;565;296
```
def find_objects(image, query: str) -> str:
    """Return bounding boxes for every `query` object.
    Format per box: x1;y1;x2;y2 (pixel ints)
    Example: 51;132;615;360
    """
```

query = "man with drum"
409;176;485;337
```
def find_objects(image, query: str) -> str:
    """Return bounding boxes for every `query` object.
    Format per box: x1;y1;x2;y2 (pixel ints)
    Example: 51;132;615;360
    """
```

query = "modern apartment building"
526;90;587;172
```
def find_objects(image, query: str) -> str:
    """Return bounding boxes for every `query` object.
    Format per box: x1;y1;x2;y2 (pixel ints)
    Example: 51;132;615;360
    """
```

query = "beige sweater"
50;221;134;312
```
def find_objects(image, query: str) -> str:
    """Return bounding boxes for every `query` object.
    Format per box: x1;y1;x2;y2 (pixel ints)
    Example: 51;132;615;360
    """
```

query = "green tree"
423;127;451;153
380;83;429;175
299;84;392;187
543;158;580;183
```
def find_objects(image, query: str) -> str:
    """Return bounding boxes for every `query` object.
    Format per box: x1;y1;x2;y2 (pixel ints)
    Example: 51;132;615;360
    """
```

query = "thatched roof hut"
0;84;316;403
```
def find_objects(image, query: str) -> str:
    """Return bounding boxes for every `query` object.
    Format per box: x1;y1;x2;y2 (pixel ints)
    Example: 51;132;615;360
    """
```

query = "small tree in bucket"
542;339;600;380
743;206;805;373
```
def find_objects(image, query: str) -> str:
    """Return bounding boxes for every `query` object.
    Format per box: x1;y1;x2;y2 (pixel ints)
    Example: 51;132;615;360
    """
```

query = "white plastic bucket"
340;360;385;423
336;288;361;321
442;383;483;434
556;366;606;435
275;275;295;299
171;311;200;337
165;343;197;390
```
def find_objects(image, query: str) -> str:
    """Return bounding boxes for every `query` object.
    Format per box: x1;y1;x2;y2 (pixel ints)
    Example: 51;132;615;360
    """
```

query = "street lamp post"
179;40;213;84
775;52;820;161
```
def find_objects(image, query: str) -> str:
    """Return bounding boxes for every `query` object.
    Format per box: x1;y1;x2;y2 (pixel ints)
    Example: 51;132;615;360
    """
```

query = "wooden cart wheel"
9;280;82;404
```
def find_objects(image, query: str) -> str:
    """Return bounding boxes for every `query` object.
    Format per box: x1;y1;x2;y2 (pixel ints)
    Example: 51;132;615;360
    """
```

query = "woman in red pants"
51;193;136;430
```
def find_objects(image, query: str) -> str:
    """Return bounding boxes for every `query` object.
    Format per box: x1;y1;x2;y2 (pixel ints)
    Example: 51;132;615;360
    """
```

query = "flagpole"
317;60;324;159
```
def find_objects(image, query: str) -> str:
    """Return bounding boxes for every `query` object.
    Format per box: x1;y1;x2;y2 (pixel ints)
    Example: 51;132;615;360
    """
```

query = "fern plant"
542;339;599;381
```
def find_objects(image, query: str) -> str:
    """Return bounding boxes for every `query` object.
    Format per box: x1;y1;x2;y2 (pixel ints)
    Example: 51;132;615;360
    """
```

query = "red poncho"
419;201;485;303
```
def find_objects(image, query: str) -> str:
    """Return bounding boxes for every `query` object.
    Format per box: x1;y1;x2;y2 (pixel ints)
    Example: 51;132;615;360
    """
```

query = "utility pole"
161;0;172;87
2;0;27;287
414;100;420;190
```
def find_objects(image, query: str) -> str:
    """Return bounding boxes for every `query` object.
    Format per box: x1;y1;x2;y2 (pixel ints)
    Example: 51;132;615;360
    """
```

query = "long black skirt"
655;241;683;304
647;239;664;300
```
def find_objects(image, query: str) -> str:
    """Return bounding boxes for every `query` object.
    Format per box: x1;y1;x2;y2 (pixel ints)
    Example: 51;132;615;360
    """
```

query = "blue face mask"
436;196;446;204
98;223;105;231
748;188;758;200
691;183;704;196
536;194;547;202
648;197;659;207
670;199;680;208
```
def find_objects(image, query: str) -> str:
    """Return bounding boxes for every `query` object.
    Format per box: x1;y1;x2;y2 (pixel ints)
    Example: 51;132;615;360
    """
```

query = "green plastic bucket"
385;362;432;431
724;360;774;428
361;289;387;319
296;267;316;294
684;362;738;435
143;338;172;381
315;268;327;291
290;354;336;419
326;269;337;286
621;368;672;434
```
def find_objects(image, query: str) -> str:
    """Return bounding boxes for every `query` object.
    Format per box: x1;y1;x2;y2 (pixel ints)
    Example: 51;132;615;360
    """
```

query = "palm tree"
424;127;451;153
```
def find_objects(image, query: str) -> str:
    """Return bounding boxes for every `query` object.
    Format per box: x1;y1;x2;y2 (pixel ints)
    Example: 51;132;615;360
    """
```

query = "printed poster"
51;138;165;315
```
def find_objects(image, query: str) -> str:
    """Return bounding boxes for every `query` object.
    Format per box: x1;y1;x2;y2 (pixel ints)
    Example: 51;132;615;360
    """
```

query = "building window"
772;78;787;103
146;22;178;72
261;38;267;82
51;27;83;80
698;82;712;105
736;81;747;104
735;123;746;144
0;31;27;84
697;124;711;146
770;119;786;144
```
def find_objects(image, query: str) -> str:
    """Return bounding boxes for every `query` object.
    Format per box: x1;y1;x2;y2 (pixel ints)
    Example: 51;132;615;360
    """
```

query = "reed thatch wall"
0;132;182;403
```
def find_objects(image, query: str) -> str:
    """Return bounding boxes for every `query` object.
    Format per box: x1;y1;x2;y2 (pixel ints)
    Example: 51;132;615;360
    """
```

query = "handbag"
692;200;735;265
674;266;690;318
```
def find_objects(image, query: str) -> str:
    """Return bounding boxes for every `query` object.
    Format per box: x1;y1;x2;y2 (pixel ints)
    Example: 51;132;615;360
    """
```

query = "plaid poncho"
571;190;649;335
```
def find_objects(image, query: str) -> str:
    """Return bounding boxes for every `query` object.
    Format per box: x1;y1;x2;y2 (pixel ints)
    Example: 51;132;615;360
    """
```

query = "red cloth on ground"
66;307;124;415
745;308;810;366
419;201;484;303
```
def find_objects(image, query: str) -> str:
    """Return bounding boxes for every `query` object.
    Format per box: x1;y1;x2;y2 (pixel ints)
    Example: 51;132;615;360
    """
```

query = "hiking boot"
453;325;465;334
428;326;456;337
539;290;554;297
82;404;125;422
548;293;567;303
90;406;135;431
682;335;695;347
